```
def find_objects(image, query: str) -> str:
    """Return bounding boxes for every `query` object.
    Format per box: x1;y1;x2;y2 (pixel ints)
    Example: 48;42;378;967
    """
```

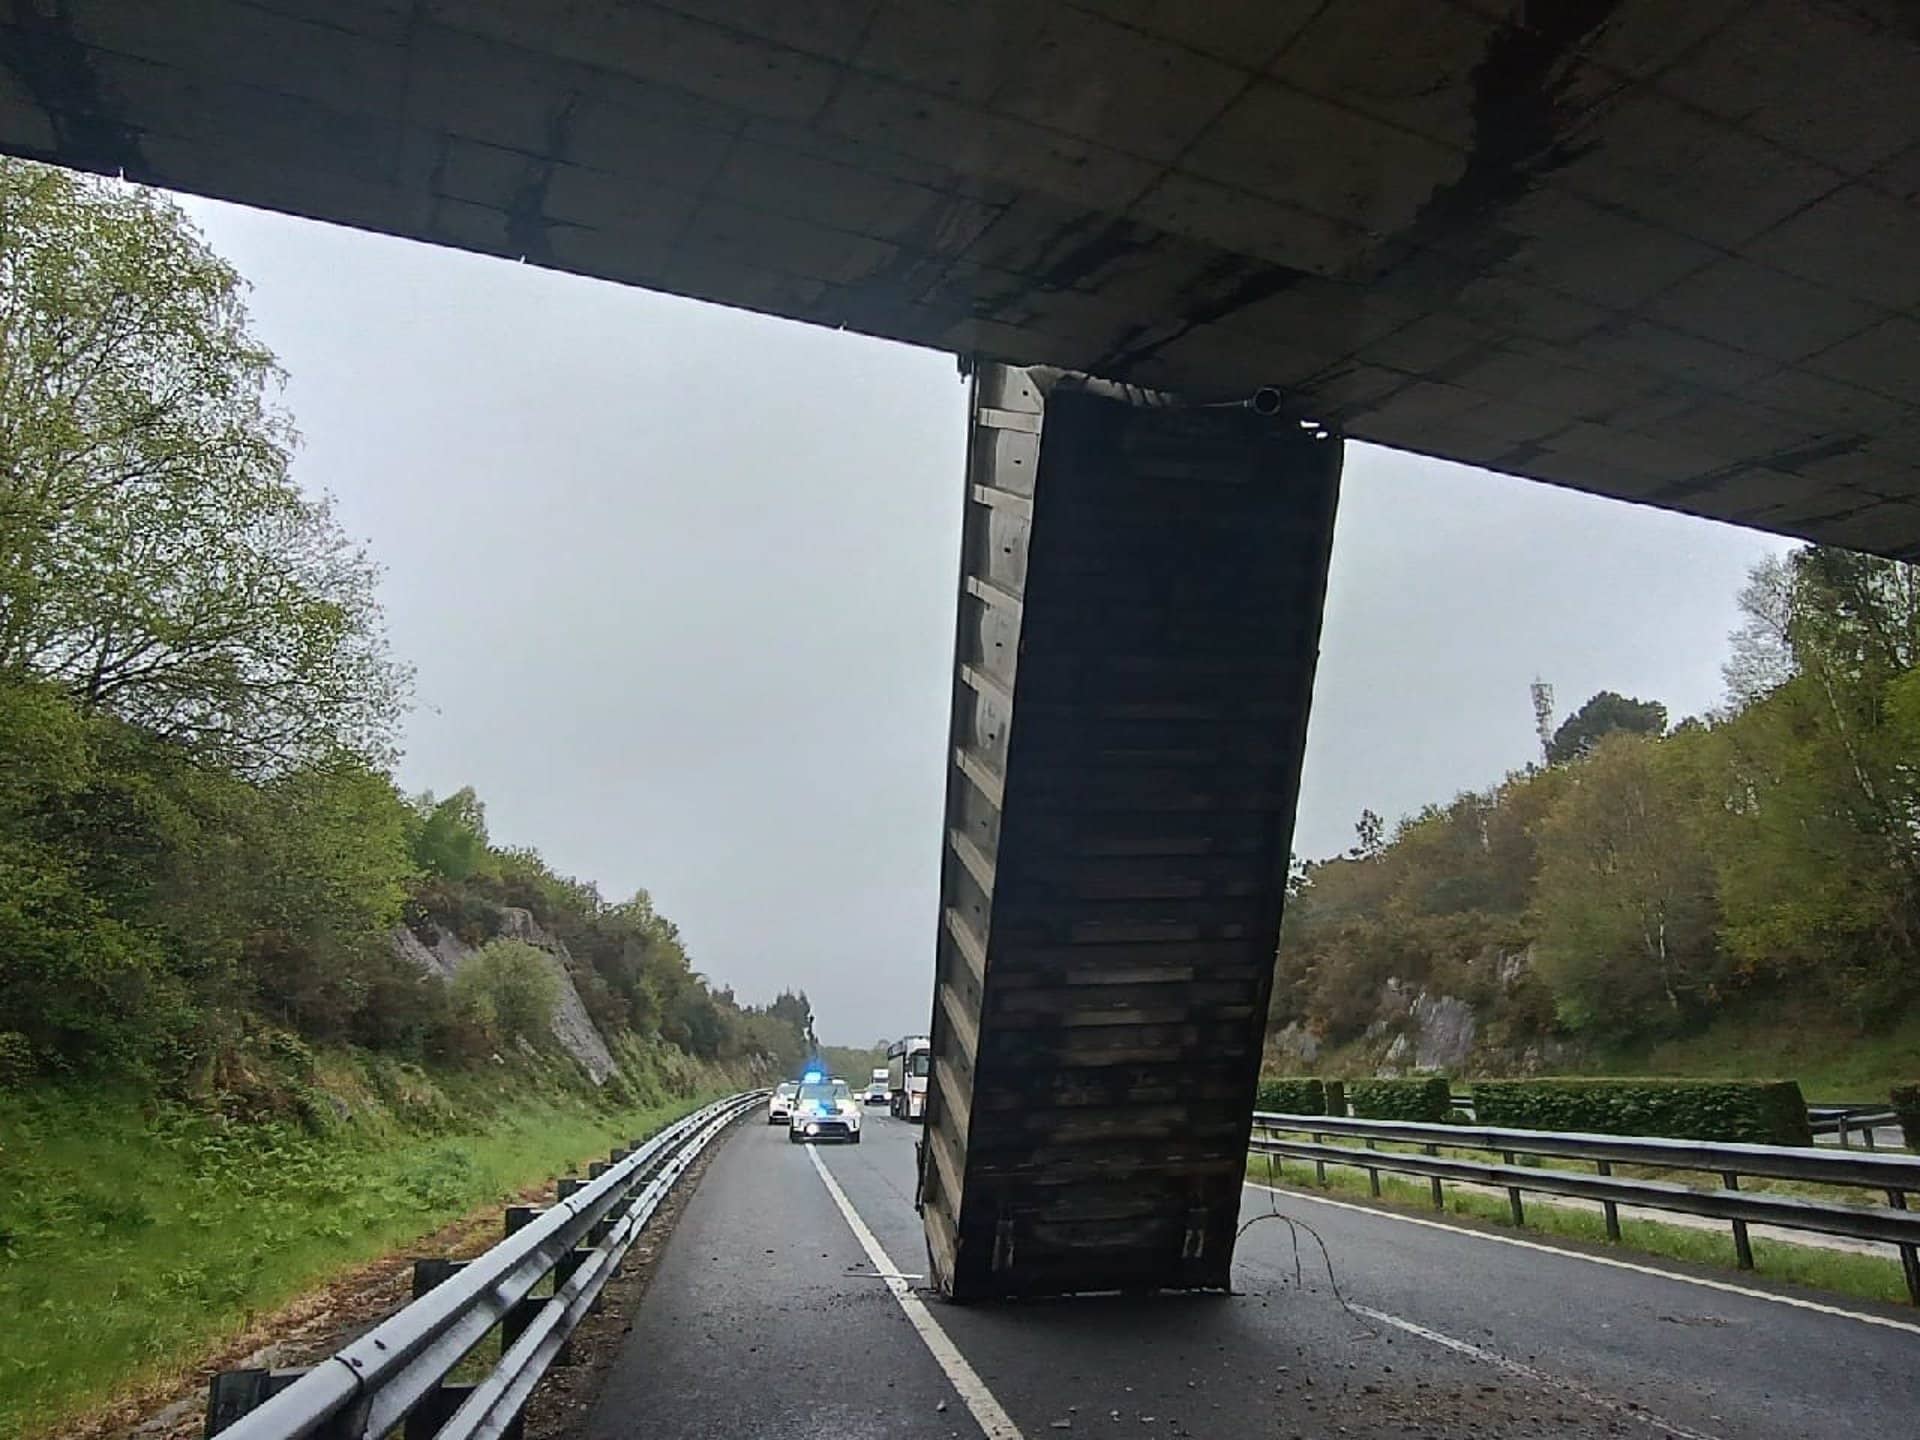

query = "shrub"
1350;1076;1451;1122
1472;1077;1811;1145
1891;1084;1919;1150
0;1030;33;1087
451;939;559;1045
1255;1077;1326;1115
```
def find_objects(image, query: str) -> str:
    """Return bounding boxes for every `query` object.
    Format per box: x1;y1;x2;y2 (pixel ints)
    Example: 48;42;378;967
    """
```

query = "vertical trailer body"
918;364;1340;1301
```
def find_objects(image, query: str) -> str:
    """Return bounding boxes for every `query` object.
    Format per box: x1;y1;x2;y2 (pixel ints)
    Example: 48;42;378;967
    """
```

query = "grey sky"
182;196;1788;1046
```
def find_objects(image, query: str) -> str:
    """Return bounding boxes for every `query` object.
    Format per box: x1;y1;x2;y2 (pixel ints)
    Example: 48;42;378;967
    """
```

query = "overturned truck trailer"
917;363;1340;1301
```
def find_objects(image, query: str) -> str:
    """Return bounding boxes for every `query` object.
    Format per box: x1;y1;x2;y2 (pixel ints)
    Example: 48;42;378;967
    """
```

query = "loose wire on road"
1239;1149;1376;1338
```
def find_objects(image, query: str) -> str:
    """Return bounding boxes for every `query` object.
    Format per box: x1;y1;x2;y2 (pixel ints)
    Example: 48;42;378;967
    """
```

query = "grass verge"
0;1048;729;1440
1245;1151;1914;1309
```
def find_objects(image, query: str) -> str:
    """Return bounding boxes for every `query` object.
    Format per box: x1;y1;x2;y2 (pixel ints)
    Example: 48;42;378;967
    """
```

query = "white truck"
886;1035;931;1121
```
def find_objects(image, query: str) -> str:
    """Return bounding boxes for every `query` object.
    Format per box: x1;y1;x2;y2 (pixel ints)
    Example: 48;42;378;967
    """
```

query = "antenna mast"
1530;679;1555;763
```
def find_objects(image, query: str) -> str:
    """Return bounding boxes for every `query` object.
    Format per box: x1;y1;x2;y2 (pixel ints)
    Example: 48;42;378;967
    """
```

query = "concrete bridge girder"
0;1;1916;553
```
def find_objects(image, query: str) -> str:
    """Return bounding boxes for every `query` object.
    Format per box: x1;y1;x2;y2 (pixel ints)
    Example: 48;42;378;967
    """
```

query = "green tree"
411;787;492;882
451;938;559;1044
1533;733;1721;1033
0;158;403;773
1706;547;1920;1017
1351;808;1386;859
1546;690;1667;765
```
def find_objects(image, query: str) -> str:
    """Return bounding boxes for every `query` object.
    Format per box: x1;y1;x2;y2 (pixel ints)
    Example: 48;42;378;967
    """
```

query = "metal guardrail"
1806;1104;1902;1148
1250;1110;1920;1305
205;1091;765;1439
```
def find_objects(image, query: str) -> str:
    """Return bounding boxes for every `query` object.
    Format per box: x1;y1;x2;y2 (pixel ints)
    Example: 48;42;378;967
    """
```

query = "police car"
787;1074;862;1144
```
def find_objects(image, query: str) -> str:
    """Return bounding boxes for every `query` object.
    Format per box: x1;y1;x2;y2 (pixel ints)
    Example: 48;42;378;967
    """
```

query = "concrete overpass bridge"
6;0;1915;1298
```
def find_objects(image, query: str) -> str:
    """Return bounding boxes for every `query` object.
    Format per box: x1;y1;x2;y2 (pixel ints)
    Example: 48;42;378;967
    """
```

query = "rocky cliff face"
1268;946;1577;1078
392;906;617;1083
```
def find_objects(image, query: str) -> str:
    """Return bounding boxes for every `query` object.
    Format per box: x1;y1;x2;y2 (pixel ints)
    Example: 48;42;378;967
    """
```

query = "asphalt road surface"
583;1112;1919;1440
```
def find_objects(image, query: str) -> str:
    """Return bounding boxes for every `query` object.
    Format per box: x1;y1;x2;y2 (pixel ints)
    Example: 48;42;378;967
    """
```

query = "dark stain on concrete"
0;0;146;176
1096;253;1312;380
1649;432;1871;504
1033;215;1159;294
1376;0;1625;282
503;92;582;266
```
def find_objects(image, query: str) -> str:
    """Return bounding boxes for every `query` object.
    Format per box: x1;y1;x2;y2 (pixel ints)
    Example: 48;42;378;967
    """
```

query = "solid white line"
807;1145;1025;1440
1348;1303;1722;1440
1244;1180;1920;1337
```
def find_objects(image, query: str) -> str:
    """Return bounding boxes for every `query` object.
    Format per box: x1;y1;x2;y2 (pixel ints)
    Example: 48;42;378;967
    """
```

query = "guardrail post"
1837;1113;1851;1149
551;1242;593;1367
1722;1173;1754;1269
403;1382;477;1440
557;1177;584;1200
588;1161;610;1179
1364;1137;1381;1197
1311;1133;1325;1187
204;1368;306;1437
1423;1144;1443;1210
1889;1190;1920;1305
1501;1152;1524;1227
412;1257;467;1298
505;1204;545;1236
503;1293;550;1351
1595;1161;1622;1241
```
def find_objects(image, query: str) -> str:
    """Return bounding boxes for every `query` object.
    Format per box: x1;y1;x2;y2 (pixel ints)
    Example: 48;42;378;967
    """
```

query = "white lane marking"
1244;1180;1920;1337
807;1145;1026;1440
1348;1303;1723;1440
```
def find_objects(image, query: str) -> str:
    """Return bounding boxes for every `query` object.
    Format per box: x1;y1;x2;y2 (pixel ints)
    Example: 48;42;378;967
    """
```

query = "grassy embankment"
1583;1007;1920;1100
0;1039;736;1440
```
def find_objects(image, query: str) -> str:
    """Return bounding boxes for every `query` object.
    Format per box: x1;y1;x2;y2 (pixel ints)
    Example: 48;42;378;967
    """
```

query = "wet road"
583;1111;1919;1440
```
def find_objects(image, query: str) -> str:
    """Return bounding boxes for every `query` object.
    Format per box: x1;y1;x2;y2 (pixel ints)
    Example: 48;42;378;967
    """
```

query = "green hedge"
1472;1078;1812;1145
1255;1077;1326;1115
1892;1084;1919;1150
1349;1076;1451;1122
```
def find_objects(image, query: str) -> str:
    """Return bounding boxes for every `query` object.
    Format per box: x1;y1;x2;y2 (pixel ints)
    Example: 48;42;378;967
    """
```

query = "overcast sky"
181;197;1790;1047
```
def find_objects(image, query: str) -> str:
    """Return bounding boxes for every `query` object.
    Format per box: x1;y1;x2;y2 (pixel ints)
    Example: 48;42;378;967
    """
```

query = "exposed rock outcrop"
392;906;616;1083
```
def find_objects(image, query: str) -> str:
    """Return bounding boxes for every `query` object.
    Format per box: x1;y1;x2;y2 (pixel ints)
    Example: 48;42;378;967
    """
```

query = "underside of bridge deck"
2;1;1916;553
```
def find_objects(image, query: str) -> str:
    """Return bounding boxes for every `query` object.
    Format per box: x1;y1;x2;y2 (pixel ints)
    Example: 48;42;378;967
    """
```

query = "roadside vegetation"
0;1046;720;1439
1276;542;1920;1096
0;159;812;1437
820;1042;889;1078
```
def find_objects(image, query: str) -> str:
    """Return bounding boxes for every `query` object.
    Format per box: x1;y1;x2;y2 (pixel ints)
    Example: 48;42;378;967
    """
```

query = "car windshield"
909;1052;931;1077
774;1083;795;1098
797;1081;849;1106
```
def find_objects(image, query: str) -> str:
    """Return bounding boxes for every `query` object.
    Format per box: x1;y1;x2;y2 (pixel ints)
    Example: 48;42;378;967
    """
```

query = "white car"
787;1078;862;1144
766;1081;797;1125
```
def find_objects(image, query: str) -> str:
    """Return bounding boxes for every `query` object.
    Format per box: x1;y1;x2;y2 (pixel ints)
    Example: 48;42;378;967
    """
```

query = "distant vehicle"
766;1081;797;1125
788;1076;861;1144
865;1068;889;1105
886;1036;931;1121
